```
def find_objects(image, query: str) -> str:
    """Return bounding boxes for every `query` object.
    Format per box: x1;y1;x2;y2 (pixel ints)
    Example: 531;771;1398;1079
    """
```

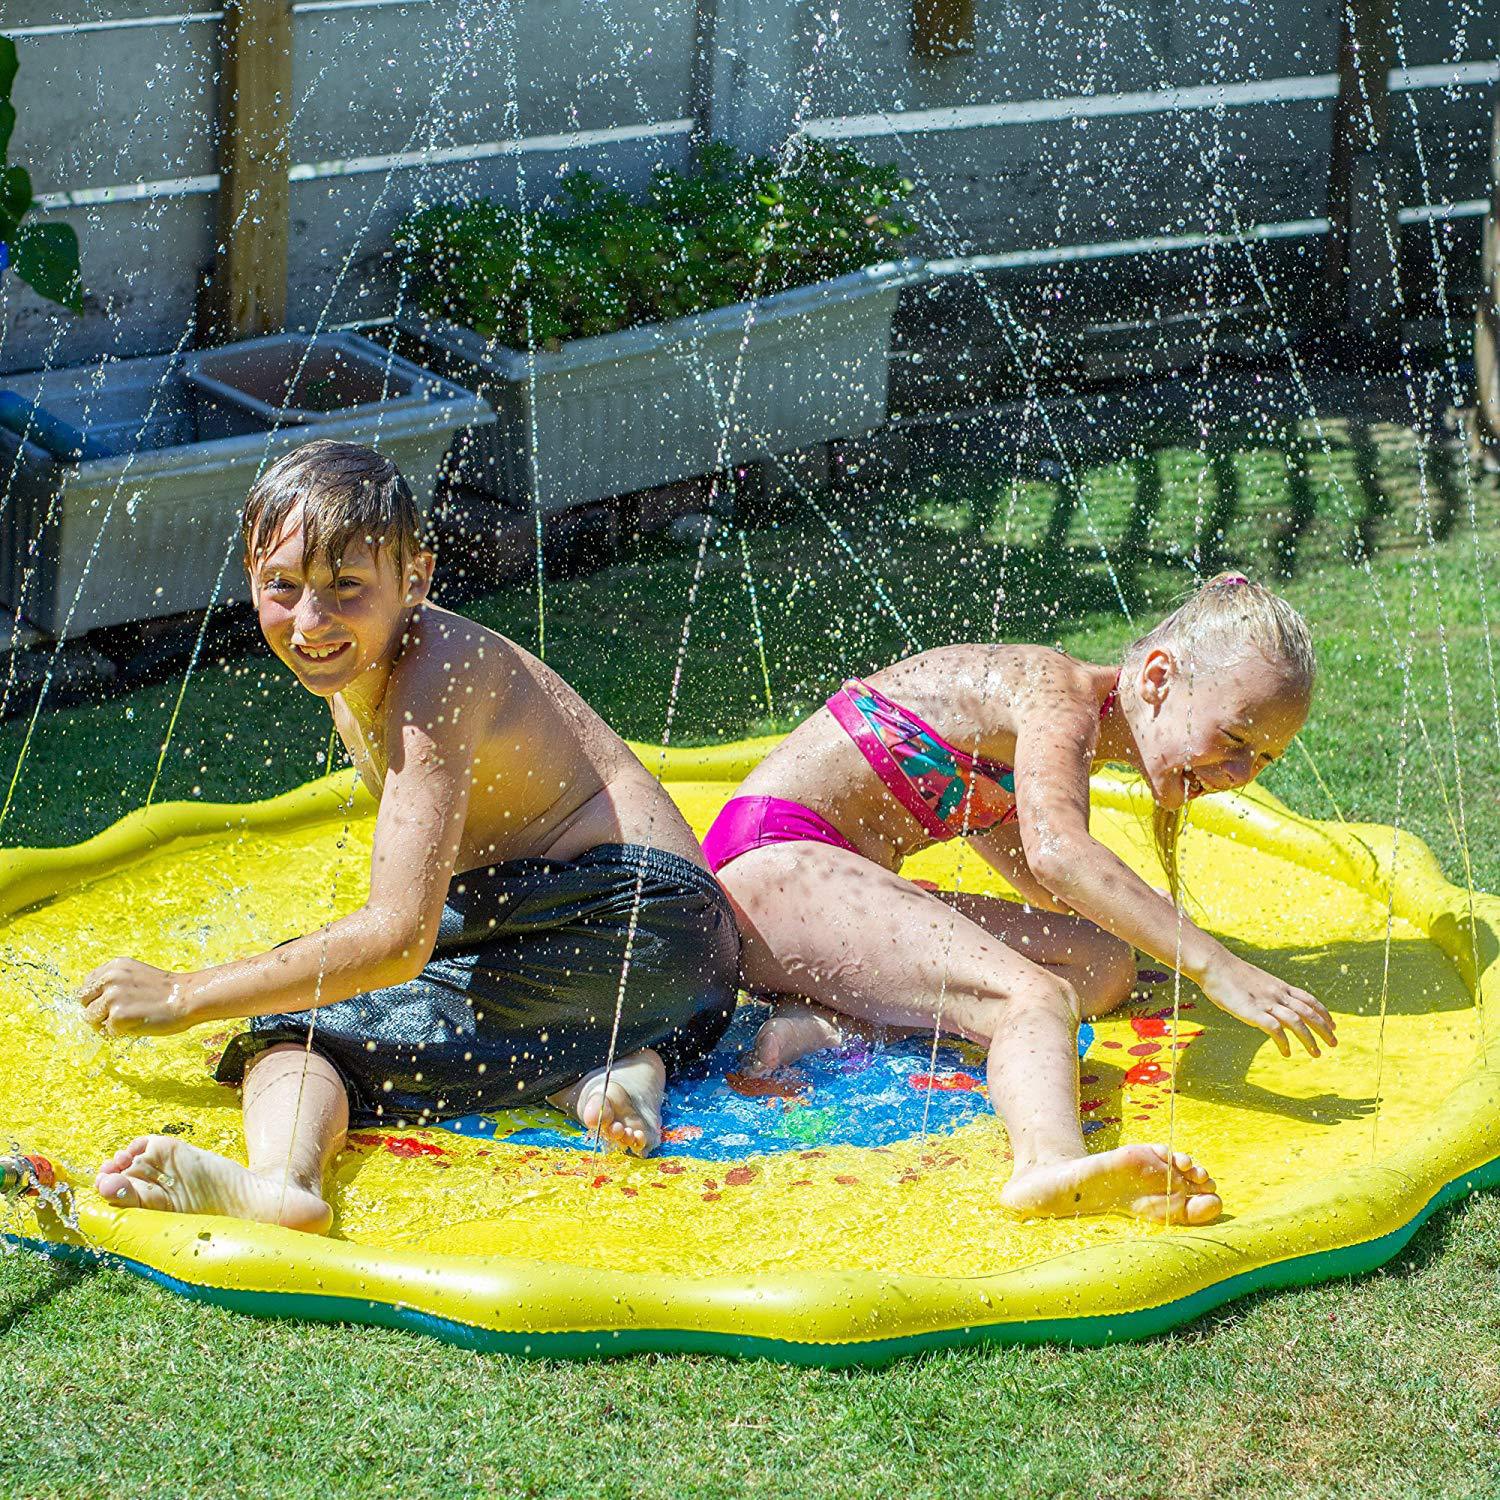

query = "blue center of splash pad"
436;1001;1106;1161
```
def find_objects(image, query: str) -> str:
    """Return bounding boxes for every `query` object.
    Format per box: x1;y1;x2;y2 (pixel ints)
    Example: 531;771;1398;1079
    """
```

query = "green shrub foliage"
0;37;83;313
395;142;914;348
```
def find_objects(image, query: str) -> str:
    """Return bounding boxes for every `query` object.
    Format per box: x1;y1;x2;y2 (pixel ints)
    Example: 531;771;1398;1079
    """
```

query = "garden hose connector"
0;1153;55;1198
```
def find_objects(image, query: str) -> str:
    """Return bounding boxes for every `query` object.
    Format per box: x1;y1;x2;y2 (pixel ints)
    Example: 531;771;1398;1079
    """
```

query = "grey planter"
395;259;925;512
0;342;491;638
180;331;459;439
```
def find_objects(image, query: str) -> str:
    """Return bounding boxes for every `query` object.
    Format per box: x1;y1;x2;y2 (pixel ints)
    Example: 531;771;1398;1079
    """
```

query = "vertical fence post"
912;0;975;58
1323;0;1401;341
202;0;293;342
689;0;720;151
705;0;804;155
1475;87;1500;467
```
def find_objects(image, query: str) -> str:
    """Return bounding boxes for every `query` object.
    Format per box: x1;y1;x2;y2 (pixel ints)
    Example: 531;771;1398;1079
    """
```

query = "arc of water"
817;16;1164;1156
139;0;512;814
1384;17;1500;761
736;526;774;719
819;25;1142;626
556;2;862;1147
1226;23;1488;1089
1324;8;1488;1067
0;0;461;827
0;2;376;669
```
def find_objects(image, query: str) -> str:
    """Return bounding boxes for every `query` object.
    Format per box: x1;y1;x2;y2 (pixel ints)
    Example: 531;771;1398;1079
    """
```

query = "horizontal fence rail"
0;0;1494;374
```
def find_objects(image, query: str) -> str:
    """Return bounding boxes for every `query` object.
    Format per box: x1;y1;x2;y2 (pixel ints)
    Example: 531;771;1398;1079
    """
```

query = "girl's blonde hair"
1122;571;1316;899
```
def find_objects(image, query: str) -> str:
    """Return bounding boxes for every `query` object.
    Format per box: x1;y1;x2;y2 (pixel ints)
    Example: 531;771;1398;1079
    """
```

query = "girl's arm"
80;644;482;1037
967;823;1073;913
1008;684;1336;1058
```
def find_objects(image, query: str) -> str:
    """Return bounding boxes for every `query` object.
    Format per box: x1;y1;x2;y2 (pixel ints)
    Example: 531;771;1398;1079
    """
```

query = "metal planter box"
396;259;924;512
180;331;456;439
0;342;492;638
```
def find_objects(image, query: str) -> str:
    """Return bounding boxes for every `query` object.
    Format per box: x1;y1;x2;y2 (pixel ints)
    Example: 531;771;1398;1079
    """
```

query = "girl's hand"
1200;952;1337;1058
78;960;197;1038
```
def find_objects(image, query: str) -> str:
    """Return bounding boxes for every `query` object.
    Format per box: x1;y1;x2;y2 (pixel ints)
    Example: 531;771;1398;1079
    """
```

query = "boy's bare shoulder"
384;606;523;725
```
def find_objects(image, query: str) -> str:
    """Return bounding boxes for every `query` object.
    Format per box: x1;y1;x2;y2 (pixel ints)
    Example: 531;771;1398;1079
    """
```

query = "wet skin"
719;641;1329;1224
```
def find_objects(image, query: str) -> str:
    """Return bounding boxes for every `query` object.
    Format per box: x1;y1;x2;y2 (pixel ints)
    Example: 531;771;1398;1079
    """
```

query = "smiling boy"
79;439;739;1232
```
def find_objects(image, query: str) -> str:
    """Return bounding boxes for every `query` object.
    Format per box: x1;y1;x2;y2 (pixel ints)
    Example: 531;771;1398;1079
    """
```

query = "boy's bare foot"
742;1001;847;1076
1000;1143;1222;1224
554;1049;665;1156
95;1136;332;1234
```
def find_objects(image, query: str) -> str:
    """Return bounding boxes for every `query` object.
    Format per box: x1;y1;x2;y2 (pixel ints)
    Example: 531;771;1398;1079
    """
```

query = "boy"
79;439;739;1233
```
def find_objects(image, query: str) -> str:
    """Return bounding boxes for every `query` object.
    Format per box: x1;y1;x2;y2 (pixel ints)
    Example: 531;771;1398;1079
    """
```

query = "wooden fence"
1;0;1495;378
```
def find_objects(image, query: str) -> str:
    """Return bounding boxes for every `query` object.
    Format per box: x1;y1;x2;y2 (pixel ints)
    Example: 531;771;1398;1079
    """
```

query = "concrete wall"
2;0;1493;375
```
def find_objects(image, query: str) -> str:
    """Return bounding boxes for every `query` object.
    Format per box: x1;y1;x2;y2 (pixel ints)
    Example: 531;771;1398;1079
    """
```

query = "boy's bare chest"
333;703;389;794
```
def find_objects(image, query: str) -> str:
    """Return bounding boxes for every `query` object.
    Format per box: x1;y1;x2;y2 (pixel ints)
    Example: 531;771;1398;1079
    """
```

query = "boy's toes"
98;1137;148;1179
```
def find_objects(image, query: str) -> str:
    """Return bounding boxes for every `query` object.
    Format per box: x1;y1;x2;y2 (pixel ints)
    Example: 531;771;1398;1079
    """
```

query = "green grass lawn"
3;408;1499;1498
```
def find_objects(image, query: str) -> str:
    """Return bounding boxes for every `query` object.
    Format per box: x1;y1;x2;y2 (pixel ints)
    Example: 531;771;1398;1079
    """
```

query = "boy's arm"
80;642;482;1037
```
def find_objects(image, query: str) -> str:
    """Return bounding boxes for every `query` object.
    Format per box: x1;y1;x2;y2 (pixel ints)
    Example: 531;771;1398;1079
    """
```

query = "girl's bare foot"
95;1136;332;1233
1000;1143;1222;1224
552;1049;666;1156
741;1000;848;1076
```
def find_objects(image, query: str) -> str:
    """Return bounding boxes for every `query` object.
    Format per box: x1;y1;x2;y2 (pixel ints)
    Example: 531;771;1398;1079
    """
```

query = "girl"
704;573;1333;1225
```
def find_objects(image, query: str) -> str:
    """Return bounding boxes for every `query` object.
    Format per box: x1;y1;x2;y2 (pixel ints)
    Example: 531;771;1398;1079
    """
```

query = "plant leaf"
0;38;17;106
0;164;31;220
12;220;84;314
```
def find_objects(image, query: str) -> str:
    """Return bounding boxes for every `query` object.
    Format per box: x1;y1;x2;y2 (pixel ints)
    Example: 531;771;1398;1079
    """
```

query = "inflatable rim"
5;739;1498;1366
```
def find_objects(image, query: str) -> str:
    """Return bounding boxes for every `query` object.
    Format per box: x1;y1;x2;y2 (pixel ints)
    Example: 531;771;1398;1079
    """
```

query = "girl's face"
1132;645;1309;810
249;504;434;702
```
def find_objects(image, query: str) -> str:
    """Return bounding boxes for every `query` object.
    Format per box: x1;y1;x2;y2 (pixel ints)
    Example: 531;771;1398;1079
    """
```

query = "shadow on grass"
1171;1182;1498;1351
0;1252;92;1336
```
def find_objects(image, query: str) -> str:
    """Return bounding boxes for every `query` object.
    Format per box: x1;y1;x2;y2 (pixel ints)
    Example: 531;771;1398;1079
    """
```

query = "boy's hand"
78;960;197;1037
1200;951;1336;1058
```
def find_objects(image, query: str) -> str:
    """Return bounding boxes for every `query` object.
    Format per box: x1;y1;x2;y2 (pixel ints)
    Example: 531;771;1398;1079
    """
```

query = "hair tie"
1218;573;1250;587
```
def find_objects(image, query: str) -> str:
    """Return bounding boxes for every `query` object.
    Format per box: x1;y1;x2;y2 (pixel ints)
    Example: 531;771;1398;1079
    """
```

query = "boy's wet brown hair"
242;440;421;575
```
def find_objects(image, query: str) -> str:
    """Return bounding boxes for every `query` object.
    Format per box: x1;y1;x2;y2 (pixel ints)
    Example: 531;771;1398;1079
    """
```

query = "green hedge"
394;141;914;349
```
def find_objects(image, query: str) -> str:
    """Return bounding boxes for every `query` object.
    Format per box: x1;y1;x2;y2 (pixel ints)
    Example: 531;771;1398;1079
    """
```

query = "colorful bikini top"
826;674;1120;844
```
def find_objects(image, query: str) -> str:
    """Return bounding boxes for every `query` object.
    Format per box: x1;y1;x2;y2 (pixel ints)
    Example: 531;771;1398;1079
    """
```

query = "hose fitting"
0;1153;56;1198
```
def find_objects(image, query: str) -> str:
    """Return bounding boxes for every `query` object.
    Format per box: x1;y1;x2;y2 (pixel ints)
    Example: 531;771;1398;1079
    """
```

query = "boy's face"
248;503;434;700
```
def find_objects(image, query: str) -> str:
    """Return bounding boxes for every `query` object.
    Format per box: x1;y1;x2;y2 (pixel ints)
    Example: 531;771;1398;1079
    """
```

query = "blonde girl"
703;574;1331;1224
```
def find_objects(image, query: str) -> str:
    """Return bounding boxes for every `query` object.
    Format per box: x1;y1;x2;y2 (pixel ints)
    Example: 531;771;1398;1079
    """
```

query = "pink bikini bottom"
701;795;859;874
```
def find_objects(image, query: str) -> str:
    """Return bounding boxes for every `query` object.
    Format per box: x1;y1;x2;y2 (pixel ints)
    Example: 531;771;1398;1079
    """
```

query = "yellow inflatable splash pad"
3;738;1498;1364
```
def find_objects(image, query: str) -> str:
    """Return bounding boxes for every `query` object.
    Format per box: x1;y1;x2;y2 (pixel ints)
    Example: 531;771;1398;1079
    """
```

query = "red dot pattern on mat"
347;1133;448;1160
909;1071;981;1092
726;1072;809;1101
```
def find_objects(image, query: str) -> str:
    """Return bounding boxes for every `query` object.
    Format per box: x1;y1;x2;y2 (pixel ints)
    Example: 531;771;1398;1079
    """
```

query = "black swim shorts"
215;843;740;1128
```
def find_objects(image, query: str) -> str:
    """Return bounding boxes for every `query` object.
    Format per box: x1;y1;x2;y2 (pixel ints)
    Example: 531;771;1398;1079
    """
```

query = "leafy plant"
395;141;914;348
0;35;83;313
